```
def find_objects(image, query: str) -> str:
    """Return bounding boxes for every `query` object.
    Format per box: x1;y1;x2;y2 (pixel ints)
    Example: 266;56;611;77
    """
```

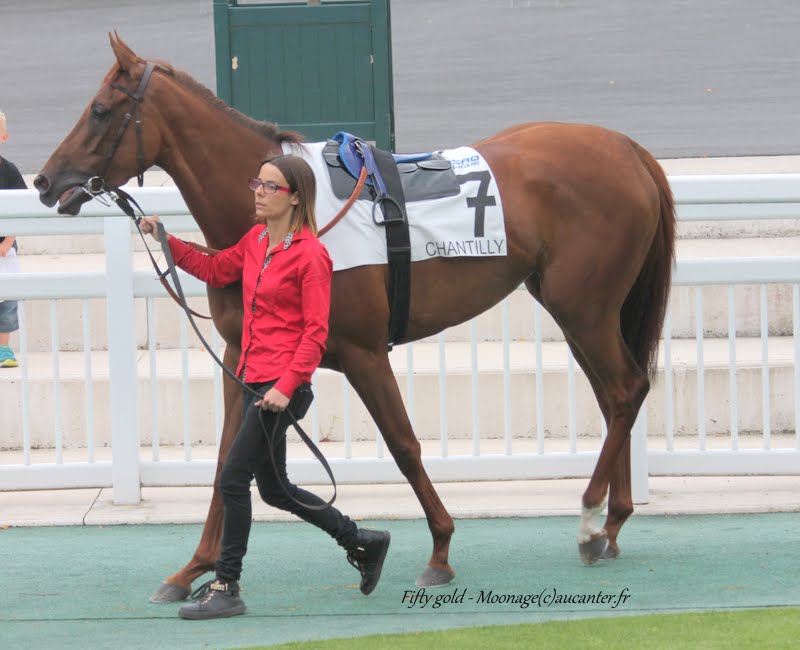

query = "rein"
152;218;337;510
318;166;368;237
75;58;337;509
108;191;337;511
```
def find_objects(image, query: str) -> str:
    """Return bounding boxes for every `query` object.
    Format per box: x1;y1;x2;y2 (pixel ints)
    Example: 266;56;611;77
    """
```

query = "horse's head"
35;33;165;214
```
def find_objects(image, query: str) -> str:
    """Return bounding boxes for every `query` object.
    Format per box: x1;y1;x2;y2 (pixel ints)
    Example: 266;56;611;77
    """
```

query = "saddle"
323;132;460;203
324;132;461;348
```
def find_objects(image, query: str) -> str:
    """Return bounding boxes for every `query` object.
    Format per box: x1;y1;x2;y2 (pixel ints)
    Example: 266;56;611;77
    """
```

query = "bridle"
79;58;360;237
83;60;156;198
75;60;213;319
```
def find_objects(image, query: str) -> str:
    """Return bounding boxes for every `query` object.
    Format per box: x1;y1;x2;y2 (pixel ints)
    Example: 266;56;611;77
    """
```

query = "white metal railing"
0;175;798;504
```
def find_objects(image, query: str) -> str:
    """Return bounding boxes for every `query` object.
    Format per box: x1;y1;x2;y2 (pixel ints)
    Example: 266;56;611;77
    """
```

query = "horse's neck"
154;90;280;248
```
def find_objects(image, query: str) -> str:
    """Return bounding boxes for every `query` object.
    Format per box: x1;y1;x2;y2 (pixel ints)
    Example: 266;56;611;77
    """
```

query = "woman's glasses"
248;178;291;194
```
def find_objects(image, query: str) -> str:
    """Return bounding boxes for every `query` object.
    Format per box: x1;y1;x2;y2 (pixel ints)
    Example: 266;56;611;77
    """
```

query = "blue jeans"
215;382;358;581
0;300;18;333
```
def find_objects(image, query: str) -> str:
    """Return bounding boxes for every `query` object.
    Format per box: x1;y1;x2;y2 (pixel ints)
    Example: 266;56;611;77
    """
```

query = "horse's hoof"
578;532;609;565
415;565;455;588
149;581;191;603
601;544;620;560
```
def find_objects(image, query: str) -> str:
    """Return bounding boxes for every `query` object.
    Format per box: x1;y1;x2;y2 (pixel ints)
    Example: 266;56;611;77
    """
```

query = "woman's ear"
291;193;299;206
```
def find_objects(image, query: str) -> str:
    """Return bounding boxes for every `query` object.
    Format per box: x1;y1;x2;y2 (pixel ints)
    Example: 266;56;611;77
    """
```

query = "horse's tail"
622;141;677;379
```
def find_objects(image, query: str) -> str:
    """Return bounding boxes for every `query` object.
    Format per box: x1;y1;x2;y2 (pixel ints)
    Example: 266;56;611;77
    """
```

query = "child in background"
0;110;27;368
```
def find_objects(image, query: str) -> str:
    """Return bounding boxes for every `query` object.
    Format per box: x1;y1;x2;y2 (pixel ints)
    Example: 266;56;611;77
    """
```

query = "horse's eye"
91;104;109;120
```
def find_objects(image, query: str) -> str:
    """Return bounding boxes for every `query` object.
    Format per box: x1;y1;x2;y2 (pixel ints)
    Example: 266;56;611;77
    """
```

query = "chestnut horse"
36;35;675;602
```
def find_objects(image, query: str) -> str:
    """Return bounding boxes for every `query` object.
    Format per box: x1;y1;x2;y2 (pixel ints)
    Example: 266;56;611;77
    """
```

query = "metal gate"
213;0;395;150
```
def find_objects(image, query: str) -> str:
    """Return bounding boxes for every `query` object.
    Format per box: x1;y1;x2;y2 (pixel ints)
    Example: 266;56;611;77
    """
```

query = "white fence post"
104;217;141;504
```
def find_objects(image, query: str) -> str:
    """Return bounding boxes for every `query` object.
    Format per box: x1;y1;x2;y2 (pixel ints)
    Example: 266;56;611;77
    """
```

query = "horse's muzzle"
34;173;94;215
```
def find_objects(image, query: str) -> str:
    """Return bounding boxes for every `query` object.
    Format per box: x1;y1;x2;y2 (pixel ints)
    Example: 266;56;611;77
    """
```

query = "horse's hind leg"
570;324;648;564
525;277;646;564
337;344;456;587
602;439;632;558
564;336;633;559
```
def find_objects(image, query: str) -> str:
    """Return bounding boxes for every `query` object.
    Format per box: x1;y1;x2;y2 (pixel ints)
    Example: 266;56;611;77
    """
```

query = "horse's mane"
152;60;304;146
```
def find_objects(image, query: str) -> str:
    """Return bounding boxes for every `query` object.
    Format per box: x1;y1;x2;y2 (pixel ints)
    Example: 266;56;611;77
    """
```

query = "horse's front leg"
338;344;456;587
150;345;243;602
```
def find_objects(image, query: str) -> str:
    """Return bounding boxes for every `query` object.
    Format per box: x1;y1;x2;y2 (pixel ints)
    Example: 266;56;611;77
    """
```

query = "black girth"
368;146;412;349
326;134;412;349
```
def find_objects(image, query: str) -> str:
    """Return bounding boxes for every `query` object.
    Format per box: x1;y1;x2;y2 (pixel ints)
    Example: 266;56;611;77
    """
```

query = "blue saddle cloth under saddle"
325;132;459;203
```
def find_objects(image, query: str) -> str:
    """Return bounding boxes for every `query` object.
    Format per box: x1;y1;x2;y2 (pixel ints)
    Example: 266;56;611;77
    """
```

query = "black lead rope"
153;219;338;512
264;406;337;511
103;186;337;510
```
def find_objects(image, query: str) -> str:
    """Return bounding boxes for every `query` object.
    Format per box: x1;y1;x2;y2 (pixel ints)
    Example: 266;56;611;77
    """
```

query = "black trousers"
215;381;358;581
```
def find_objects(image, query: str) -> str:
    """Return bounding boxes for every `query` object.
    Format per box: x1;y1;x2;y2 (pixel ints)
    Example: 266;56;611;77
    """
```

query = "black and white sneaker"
178;579;246;620
347;529;391;595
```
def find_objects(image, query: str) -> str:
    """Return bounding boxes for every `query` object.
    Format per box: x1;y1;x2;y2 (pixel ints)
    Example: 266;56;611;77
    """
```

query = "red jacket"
167;224;332;397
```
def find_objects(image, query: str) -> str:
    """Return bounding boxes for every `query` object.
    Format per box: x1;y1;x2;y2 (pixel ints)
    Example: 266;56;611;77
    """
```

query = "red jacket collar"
257;223;314;245
292;224;314;241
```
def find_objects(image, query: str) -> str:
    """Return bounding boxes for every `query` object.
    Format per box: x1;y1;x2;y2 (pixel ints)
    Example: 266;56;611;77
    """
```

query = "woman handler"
141;154;390;620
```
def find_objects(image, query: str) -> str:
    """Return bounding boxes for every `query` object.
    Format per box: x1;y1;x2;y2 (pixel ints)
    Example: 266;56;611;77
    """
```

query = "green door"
214;0;395;150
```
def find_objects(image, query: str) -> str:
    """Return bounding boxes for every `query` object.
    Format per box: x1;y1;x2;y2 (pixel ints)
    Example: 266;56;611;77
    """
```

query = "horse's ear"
109;31;140;73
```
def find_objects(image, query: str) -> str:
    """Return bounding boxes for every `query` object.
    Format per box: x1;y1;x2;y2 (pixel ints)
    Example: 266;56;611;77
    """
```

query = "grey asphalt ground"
1;0;799;173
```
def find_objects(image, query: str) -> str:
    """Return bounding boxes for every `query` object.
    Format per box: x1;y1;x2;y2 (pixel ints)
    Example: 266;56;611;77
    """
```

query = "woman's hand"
255;387;290;412
139;215;165;243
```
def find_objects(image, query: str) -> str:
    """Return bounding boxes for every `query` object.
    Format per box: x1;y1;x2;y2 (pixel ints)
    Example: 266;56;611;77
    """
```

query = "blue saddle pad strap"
361;145;387;196
333;131;433;188
333;132;367;180
392;152;433;163
334;131;388;195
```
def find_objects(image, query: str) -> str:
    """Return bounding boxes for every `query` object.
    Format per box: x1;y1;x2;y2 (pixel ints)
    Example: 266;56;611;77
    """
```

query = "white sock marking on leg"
577;499;607;544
